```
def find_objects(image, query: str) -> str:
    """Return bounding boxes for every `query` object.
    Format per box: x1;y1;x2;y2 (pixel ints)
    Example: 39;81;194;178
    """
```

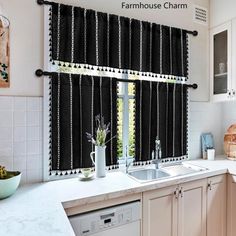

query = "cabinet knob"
179;187;183;198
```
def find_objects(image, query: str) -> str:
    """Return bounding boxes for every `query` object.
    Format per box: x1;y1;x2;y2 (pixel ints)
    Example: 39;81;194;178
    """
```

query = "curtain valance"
50;2;189;79
50;73;118;175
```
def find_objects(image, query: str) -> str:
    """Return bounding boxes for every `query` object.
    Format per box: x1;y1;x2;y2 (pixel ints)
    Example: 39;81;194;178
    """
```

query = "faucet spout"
152;137;162;169
126;158;133;174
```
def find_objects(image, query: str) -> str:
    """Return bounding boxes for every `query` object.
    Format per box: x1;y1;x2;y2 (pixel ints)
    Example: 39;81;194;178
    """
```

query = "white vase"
90;146;106;178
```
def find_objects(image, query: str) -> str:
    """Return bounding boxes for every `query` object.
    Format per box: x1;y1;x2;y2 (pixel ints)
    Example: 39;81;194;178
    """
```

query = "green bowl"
0;171;21;200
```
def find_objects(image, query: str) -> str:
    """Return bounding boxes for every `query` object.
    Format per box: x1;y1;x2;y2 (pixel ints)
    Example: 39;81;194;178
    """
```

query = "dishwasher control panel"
69;201;140;236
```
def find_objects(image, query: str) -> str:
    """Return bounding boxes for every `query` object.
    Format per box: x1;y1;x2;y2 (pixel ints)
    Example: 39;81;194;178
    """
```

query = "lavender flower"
86;115;116;147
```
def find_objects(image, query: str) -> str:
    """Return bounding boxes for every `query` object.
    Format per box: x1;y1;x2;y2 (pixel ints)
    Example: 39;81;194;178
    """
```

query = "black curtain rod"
37;0;52;5
35;69;198;89
36;0;198;36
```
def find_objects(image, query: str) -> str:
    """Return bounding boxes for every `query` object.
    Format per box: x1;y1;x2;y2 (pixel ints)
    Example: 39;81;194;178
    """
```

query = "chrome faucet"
152;137;162;169
125;145;134;174
126;158;133;174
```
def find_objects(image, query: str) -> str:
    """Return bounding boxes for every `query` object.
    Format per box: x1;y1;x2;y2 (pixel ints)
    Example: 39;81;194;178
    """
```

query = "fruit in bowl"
0;166;21;200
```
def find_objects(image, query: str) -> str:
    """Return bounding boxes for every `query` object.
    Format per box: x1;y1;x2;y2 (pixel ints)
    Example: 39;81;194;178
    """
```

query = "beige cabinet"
143;185;178;236
143;179;207;236
178;179;207;236
227;174;236;236
207;175;226;236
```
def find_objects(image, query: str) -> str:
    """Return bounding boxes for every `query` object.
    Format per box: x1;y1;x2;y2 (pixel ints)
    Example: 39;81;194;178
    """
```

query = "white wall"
189;101;223;159
0;0;43;96
222;101;236;137
210;0;236;28
0;0;209;101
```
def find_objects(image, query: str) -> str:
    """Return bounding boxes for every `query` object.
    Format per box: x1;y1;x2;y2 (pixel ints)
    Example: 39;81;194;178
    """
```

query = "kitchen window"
117;81;135;161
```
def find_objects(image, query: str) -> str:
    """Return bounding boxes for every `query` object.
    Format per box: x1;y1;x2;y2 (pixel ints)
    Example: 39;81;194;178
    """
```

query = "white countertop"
1;158;236;236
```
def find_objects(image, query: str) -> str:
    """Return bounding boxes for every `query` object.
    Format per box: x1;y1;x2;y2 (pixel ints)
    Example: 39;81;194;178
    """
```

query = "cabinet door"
210;22;232;102
207;175;226;236
143;186;178;236
227;175;236;236
178;179;207;236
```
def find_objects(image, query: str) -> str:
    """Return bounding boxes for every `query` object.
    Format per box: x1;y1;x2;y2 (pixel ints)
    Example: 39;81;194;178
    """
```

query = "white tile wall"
188;102;223;159
0;96;226;184
222;101;236;138
0;96;43;185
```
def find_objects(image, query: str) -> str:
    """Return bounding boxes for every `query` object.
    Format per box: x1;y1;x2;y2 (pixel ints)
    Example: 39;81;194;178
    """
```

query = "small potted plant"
0;166;21;199
86;115;115;178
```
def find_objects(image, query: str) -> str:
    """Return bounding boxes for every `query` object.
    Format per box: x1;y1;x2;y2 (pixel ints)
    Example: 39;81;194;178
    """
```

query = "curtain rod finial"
192;83;198;89
35;69;44;77
193;31;198;36
37;0;45;5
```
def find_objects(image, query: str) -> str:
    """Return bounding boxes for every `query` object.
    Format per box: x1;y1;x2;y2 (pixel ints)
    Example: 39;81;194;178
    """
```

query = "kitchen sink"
128;168;171;182
128;162;208;183
162;162;207;176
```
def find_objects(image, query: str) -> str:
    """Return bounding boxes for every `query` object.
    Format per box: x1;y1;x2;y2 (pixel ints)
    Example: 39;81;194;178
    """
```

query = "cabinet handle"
179;187;183;198
208;181;212;191
174;188;179;199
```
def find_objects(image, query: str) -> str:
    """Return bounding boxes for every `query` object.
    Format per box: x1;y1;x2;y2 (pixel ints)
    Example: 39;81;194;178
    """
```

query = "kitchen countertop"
1;158;236;236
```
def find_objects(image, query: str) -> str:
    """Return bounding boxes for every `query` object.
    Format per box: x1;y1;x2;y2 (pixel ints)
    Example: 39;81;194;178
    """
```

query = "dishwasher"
69;201;141;236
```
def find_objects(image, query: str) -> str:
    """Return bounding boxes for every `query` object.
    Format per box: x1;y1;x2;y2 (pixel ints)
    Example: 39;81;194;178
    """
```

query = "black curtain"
135;80;188;163
50;73;118;174
50;2;188;78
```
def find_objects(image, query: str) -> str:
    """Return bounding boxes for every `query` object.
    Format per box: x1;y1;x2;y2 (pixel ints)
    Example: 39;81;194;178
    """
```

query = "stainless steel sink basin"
128;168;170;182
127;162;208;183
162;163;207;176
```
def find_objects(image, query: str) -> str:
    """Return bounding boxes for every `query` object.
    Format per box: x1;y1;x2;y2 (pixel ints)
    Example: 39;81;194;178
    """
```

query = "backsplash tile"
0;97;13;110
0;111;13;127
189;102;223;159
0;141;13;158
0;127;13;141
14;127;26;142
0;96;43;185
222;101;236;134
14;97;27;111
14;111;26;126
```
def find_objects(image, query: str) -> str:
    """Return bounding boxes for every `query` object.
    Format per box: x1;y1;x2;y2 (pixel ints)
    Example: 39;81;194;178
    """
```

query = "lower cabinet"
143;179;207;236
178;179;207;236
143;185;178;236
143;175;228;236
227;174;236;236
207;175;226;236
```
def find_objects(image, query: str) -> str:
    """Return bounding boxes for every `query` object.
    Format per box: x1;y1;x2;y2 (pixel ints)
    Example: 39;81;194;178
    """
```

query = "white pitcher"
90;146;106;178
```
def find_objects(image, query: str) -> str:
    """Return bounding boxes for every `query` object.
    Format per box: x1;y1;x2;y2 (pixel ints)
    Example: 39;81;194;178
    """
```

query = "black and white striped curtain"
50;2;188;78
50;73;118;174
135;81;188;163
